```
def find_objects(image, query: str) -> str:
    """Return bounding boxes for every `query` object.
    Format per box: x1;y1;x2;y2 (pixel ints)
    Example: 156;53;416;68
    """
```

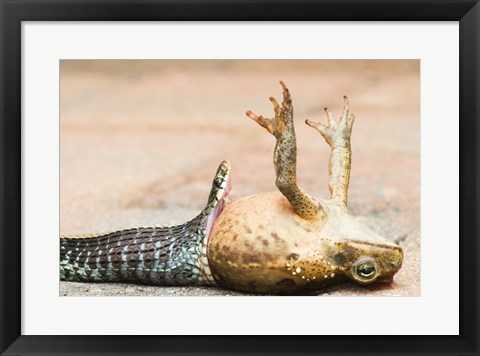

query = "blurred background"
60;60;420;296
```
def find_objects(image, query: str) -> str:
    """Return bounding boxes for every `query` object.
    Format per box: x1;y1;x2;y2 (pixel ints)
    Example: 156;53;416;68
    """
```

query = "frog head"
314;199;403;286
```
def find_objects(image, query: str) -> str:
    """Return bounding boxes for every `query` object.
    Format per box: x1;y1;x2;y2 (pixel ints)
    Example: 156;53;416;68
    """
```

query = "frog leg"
305;96;355;206
246;81;323;221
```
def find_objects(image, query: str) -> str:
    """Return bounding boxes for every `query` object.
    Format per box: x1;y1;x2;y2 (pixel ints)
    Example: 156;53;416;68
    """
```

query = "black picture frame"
1;1;478;355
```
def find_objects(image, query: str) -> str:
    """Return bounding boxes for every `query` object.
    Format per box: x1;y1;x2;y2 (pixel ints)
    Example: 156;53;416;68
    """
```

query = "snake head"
204;161;232;237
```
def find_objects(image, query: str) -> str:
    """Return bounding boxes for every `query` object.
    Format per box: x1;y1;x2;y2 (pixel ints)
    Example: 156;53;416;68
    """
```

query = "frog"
207;81;403;294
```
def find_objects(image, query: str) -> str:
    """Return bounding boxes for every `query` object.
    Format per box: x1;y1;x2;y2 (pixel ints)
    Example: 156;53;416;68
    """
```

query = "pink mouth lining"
204;174;232;238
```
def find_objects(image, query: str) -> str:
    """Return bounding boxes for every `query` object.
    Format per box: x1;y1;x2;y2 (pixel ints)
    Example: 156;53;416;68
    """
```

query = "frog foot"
246;81;323;222
305;96;355;148
305;96;355;206
246;80;293;139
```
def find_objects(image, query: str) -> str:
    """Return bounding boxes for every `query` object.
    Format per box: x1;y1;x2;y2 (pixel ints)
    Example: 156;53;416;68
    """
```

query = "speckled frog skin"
60;82;403;295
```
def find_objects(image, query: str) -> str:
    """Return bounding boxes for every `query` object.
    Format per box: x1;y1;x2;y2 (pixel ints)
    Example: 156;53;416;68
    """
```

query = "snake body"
60;161;231;286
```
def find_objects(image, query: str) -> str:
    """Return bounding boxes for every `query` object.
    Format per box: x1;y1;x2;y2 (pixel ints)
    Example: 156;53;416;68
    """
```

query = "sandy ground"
60;60;420;297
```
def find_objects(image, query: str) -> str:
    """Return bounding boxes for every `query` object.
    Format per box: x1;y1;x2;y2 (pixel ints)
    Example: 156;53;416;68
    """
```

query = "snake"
60;161;231;286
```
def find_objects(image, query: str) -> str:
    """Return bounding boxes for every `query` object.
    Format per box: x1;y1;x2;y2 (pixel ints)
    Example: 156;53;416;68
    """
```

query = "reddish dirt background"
60;60;420;296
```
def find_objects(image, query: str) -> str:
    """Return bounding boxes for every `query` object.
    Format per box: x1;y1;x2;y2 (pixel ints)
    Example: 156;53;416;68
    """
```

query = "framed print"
1;0;479;355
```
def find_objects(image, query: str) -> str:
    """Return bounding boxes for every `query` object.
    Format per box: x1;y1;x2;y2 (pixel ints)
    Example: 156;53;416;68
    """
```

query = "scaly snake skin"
60;161;231;286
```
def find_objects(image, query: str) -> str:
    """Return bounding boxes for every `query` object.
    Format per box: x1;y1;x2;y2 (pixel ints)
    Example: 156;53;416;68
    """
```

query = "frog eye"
356;262;376;279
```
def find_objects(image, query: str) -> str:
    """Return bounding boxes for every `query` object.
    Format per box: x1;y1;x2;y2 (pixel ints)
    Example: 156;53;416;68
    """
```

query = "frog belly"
207;192;338;294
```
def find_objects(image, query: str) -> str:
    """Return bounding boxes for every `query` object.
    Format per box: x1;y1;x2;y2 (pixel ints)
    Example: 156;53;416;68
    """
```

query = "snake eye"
356;263;376;279
214;177;223;188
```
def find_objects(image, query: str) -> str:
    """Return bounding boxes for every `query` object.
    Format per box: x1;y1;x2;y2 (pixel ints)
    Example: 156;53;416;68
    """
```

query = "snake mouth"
209;169;232;220
205;160;232;237
215;179;231;214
